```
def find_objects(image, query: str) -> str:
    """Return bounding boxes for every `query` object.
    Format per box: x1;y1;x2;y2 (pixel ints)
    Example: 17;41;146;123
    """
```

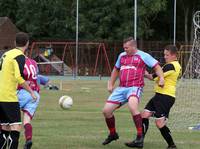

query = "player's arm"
153;64;165;87
14;55;37;99
144;70;153;80
108;67;119;93
143;53;164;87
20;82;37;100
107;53;121;93
153;64;175;80
37;75;49;85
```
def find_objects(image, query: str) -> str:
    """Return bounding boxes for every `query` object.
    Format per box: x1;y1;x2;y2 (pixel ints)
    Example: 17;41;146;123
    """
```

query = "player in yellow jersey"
0;32;36;149
126;45;181;149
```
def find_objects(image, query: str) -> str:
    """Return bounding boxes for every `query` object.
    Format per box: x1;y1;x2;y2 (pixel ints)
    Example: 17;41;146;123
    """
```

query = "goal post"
169;11;200;130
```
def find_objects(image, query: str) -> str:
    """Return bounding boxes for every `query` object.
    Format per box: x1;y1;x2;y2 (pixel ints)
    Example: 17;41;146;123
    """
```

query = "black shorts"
0;102;21;125
144;93;175;118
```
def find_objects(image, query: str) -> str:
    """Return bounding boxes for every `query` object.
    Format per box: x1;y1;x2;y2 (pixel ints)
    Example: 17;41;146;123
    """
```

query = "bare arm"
153;65;165;87
20;82;37;100
107;68;119;93
144;70;153;80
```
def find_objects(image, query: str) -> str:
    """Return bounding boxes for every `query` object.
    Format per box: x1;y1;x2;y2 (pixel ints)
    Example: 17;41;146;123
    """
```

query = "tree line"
0;0;200;44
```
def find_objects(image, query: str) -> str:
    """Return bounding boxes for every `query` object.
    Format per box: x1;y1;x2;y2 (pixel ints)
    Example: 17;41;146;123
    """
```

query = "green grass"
19;79;200;149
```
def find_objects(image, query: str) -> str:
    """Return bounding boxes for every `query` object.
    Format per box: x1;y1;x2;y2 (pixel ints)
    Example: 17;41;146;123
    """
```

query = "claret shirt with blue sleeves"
115;50;158;87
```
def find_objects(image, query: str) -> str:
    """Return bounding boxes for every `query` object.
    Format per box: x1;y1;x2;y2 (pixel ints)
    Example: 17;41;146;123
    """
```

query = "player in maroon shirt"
102;37;164;148
18;57;49;149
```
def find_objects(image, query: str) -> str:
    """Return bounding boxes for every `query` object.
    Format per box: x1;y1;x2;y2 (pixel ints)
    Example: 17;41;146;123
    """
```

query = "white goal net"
37;61;66;76
169;11;200;130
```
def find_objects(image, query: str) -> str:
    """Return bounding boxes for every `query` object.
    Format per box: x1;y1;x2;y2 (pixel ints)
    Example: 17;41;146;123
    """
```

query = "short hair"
123;37;137;46
15;32;29;47
164;45;178;55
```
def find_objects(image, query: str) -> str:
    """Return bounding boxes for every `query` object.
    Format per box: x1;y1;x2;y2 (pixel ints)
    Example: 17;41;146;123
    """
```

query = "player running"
17;57;49;149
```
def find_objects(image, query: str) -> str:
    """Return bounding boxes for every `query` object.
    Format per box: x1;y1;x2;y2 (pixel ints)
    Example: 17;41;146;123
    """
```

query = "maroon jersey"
18;58;40;92
115;50;158;87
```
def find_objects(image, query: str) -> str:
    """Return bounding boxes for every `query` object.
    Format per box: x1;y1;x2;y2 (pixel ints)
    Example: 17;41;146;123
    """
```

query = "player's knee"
1;125;11;131
155;119;165;128
102;108;112;118
141;111;151;118
10;124;22;131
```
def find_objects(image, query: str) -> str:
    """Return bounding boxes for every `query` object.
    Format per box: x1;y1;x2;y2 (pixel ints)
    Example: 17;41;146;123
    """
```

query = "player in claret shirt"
17;57;49;149
102;37;165;148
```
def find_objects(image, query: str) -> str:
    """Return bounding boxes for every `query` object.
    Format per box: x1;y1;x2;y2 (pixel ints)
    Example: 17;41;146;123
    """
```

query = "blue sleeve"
38;75;49;85
142;52;158;68
115;52;124;69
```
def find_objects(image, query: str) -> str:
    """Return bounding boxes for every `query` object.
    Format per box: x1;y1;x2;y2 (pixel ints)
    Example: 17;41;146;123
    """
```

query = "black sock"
8;131;20;149
142;118;149;136
0;130;10;149
159;126;175;146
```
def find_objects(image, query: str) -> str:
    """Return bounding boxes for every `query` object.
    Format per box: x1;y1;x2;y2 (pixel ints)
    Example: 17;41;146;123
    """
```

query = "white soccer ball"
59;95;73;109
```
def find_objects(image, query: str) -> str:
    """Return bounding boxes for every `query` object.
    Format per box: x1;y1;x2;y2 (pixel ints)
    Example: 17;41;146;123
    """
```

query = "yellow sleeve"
153;63;175;81
13;55;25;84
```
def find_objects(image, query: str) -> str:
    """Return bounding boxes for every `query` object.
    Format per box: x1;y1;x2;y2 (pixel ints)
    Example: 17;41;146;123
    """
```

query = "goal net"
37;61;72;76
169;11;200;130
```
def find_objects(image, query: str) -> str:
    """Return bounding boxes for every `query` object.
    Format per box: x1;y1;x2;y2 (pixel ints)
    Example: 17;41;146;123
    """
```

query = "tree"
0;0;18;22
16;0;69;39
67;0;167;41
177;0;200;44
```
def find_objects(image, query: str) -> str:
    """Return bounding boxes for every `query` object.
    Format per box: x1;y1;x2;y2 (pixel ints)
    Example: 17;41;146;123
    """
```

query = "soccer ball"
59;95;73;109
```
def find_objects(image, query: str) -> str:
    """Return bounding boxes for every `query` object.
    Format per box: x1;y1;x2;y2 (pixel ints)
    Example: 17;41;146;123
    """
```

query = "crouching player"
17;57;49;149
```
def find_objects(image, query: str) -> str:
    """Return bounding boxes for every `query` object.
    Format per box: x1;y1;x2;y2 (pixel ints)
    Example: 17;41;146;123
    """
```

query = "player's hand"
144;71;153;80
31;92;37;101
107;80;114;93
158;77;165;88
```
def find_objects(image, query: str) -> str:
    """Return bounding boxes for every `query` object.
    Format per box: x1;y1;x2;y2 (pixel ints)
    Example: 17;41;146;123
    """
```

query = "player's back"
0;48;25;102
20;58;40;92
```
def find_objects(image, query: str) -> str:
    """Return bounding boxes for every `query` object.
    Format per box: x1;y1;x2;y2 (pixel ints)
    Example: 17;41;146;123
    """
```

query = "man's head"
164;45;178;63
15;32;29;49
123;37;137;55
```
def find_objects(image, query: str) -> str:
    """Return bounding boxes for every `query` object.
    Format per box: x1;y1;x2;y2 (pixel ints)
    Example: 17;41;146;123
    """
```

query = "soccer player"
0;32;36;149
102;37;164;147
17;57;49;149
139;45;181;149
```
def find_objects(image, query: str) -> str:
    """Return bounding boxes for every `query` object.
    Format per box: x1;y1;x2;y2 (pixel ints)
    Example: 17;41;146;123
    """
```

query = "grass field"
18;78;200;149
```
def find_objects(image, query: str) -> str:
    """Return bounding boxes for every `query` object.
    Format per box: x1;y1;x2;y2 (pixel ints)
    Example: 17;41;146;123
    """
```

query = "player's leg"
0;103;10;149
0;125;10;149
0;102;21;149
154;94;176;149
20;90;40;149
141;95;156;137
125;87;144;148
102;102;120;145
141;110;153;137
155;118;176;149
102;87;125;145
23;112;33;149
7;103;21;149
9;124;21;149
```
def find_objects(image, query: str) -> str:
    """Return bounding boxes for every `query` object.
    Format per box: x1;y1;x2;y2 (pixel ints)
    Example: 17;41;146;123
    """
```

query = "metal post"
75;0;79;79
134;0;137;40
173;0;176;45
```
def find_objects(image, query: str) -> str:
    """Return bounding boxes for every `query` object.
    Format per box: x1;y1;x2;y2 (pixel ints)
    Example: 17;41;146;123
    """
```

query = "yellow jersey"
153;61;181;97
0;48;26;102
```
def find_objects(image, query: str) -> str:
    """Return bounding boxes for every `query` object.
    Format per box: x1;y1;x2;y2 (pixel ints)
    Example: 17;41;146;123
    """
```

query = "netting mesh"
169;11;200;130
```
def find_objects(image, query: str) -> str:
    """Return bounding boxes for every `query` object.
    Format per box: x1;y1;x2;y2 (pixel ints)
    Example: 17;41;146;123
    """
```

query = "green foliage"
2;0;199;41
0;0;18;22
16;0;68;39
